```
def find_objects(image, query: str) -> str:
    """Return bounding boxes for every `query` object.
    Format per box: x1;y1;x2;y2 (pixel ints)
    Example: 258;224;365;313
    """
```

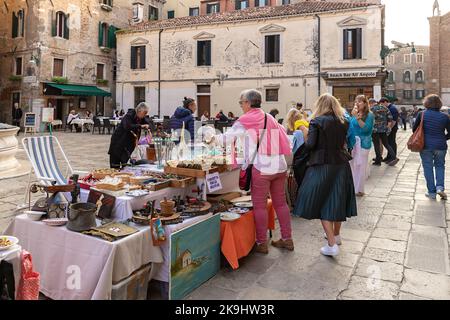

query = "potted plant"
51;77;68;84
9;75;22;81
97;79;109;86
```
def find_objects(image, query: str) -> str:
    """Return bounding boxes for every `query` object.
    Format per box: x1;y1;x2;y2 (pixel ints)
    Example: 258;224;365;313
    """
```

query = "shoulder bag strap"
250;113;268;164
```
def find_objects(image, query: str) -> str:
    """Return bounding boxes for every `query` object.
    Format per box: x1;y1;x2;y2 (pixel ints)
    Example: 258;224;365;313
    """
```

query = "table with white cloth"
51;120;63;130
0;244;22;298
4;215;163;300
70;119;94;132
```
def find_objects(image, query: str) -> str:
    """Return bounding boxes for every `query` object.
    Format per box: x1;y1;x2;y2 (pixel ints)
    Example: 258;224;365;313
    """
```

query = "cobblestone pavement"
1;130;449;300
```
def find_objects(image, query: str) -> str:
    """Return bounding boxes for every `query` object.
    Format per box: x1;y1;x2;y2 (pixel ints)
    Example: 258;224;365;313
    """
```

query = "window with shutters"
113;64;117;81
189;7;199;16
134;87;146;108
102;0;113;7
53;58;64;77
403;90;412;100
131;46;146;69
404;54;411;64
266;88;279;102
97;64;104;80
206;3;220;15
387;55;395;65
387;70;394;83
235;0;248;10
416;90;425;100
15;57;23;76
255;0;269;7
343;28;362;60
386;90;396;98
416;70;424;83
12;9;25;38
168;10;175;19
54;11;69;39
99;22;108;47
149;6;158;20
281;0;290;4
403;70;411;83
264;35;281;64
416;54;424;63
197;41;211;66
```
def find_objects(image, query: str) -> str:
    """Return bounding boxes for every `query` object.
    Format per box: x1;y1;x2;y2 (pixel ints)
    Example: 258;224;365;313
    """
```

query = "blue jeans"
420;150;446;194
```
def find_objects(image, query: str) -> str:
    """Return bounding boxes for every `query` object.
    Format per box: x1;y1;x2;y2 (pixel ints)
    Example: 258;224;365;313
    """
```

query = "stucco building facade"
0;0;163;129
384;44;429;106
117;1;385;118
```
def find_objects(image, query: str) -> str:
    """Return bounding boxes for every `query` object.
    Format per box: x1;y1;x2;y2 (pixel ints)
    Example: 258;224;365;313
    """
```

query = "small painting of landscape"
169;214;220;300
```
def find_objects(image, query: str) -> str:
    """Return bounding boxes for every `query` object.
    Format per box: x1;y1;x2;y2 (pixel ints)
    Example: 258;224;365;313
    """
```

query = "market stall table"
220;200;275;270
0;244;22;299
4;214;163;300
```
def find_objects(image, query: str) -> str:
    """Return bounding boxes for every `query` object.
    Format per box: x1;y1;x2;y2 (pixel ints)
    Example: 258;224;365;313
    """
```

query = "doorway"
56;99;64;121
333;86;374;111
197;85;211;118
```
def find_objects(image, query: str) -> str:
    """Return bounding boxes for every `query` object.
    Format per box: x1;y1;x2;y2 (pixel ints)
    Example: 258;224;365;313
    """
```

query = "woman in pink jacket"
207;89;293;254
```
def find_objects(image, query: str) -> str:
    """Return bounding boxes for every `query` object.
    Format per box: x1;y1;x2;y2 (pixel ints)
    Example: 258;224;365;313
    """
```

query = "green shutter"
51;11;57;37
108;25;116;48
64;14;69;39
131;47;137;69
98;22;103;47
12;12;18;38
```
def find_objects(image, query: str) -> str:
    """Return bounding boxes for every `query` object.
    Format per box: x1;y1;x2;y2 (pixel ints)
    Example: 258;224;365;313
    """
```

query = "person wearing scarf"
205;89;293;254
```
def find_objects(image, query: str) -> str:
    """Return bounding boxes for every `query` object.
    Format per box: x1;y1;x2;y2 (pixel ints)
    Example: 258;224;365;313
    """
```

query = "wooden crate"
169;177;195;188
144;179;171;191
164;166;220;178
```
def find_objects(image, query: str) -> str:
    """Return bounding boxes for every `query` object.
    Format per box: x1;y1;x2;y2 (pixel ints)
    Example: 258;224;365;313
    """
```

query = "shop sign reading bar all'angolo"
328;71;377;79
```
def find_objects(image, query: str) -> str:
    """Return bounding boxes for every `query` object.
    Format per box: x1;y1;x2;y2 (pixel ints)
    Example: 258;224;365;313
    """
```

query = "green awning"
47;83;111;97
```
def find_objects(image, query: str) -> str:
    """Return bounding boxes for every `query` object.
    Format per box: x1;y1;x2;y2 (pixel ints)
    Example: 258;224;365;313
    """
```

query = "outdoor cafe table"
4;214;163;300
70;118;94;132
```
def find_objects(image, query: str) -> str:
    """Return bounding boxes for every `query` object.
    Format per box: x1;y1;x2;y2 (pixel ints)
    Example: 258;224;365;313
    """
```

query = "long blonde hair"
312;94;346;124
286;108;301;132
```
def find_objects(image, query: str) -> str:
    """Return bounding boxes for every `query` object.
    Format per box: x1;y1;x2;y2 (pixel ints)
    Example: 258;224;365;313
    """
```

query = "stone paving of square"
1;130;449;300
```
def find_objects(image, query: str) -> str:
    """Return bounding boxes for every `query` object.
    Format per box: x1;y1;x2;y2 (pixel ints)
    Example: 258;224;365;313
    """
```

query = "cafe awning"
46;83;111;97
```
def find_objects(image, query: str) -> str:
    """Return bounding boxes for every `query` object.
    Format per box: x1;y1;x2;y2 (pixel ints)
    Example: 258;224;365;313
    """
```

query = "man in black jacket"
108;102;150;168
12;103;23;132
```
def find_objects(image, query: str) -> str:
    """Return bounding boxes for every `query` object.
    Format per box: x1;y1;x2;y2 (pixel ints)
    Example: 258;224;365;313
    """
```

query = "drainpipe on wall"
315;14;321;97
158;29;163;117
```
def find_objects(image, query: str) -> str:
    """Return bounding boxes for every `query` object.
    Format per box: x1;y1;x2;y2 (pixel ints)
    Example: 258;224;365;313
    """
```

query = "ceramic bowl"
25;210;46;221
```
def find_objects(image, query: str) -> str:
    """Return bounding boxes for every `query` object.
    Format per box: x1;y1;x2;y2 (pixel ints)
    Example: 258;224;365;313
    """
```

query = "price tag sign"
206;172;222;193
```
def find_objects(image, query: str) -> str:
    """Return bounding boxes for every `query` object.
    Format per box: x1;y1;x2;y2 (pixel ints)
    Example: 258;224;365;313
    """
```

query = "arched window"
12;9;25;38
416;70;424;83
388;70;394;82
403;71;411;83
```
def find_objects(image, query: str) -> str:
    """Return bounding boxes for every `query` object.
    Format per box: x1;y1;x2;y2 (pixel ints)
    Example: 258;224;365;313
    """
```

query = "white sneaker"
324;233;342;245
320;244;340;257
425;192;437;200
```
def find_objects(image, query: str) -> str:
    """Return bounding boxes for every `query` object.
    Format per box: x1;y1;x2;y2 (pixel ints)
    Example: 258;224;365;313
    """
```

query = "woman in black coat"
294;94;357;257
108;103;150;168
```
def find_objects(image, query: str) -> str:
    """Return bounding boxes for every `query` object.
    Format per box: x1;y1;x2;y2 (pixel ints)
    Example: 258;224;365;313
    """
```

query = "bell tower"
433;0;441;17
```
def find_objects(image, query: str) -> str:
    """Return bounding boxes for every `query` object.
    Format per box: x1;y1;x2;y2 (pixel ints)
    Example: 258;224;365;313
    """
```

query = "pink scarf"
238;108;291;156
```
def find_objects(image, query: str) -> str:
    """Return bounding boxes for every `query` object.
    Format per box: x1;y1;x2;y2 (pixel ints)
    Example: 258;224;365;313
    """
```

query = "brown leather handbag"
407;112;425;152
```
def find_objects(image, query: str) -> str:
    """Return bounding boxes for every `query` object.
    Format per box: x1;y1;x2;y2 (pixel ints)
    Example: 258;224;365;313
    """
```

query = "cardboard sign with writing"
205;172;222;193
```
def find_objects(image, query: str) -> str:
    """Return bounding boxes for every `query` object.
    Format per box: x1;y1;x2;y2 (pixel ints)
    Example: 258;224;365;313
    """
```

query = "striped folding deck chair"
21;136;87;206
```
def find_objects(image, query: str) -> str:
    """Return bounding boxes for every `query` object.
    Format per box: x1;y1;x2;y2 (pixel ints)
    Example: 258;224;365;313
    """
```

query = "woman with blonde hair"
294;94;357;257
286;108;301;135
349;95;374;196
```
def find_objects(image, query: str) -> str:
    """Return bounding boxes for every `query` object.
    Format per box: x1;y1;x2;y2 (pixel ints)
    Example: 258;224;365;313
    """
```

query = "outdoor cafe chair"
20;136;88;208
92;117;102;134
102;118;112;135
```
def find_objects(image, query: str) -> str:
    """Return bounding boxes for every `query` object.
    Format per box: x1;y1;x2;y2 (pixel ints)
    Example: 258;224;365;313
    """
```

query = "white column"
327;86;333;94
374;85;382;100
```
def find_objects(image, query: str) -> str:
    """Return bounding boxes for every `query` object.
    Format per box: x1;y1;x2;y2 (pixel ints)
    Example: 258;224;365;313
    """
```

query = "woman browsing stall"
108;103;150;168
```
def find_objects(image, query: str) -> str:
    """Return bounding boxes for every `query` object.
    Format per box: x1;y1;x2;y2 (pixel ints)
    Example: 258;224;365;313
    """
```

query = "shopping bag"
16;250;40;300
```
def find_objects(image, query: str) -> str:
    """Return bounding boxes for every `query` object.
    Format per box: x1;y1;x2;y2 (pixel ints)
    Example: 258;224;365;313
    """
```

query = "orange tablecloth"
220;199;275;270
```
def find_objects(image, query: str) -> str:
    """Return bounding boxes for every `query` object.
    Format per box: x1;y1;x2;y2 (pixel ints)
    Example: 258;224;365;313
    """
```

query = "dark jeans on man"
12;119;20;133
388;126;398;156
372;132;396;163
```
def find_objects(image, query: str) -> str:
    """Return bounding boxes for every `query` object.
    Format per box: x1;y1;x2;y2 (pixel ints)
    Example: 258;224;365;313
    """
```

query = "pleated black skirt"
293;163;357;221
